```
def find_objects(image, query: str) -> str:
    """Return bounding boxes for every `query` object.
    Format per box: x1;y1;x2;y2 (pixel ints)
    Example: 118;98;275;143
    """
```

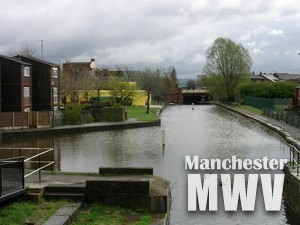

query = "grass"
236;105;262;115
127;106;160;122
0;199;69;225
71;204;151;225
0;200;151;225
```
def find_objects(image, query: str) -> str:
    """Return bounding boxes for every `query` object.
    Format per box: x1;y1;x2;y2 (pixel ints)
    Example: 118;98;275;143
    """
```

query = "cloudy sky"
1;0;300;78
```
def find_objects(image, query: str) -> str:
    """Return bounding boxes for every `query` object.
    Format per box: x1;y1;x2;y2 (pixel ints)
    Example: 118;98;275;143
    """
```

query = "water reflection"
1;105;299;224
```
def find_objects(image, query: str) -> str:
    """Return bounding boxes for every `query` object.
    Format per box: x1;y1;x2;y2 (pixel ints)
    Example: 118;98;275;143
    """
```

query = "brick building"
15;55;59;111
0;55;32;112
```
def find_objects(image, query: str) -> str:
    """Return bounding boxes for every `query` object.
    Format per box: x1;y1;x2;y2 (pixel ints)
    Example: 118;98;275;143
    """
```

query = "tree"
187;79;196;89
108;76;136;106
169;66;178;88
137;68;166;114
203;37;252;102
20;42;39;57
60;66;93;105
94;66;110;98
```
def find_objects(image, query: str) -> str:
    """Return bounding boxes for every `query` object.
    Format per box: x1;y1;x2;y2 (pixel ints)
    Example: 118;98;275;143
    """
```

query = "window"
53;67;58;78
53;87;58;104
24;87;30;98
24;67;30;77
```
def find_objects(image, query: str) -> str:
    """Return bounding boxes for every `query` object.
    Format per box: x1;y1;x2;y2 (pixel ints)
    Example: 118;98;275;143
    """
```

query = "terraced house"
0;55;32;112
15;55;59;111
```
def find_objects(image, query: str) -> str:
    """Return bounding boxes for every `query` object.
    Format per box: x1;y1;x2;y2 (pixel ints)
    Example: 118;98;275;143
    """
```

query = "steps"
26;186;44;202
43;183;85;201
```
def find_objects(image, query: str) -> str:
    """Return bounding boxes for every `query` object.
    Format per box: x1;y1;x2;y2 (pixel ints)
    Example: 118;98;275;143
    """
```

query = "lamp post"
38;39;44;59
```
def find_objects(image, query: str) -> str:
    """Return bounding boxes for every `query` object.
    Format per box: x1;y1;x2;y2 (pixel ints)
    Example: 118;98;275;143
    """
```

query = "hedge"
100;106;125;122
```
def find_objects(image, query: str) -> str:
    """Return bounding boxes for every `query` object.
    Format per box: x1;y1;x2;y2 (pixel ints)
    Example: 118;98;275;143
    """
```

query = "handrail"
0;147;54;182
0;156;24;198
24;148;54;182
289;145;300;176
24;148;53;162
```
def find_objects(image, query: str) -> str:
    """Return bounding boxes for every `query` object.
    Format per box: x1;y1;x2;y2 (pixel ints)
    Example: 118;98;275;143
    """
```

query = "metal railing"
289;145;300;176
0;156;24;199
24;148;54;181
0;147;54;182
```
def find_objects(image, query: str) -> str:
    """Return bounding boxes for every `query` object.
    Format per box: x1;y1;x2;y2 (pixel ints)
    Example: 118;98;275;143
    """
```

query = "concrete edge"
0;120;161;141
43;202;82;225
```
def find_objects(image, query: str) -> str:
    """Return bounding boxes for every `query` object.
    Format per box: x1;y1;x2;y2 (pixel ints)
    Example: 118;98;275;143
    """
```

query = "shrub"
62;105;94;125
100;106;125;121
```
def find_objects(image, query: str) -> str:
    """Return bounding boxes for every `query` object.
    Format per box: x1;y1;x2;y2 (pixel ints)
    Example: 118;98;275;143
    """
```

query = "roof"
274;73;300;81
15;55;58;67
250;74;267;81
260;73;280;82
0;54;32;66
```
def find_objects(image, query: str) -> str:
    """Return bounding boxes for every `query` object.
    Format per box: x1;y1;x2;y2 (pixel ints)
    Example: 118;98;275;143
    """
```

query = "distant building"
250;74;269;82
0;55;32;112
273;73;300;82
15;55;59;111
63;59;96;78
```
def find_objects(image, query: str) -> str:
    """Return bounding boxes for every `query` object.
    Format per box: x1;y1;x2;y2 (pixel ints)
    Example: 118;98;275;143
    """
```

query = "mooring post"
162;130;165;147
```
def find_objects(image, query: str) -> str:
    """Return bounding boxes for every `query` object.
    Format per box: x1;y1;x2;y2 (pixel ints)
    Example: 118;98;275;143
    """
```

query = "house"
273;73;300;82
63;59;96;78
250;74;269;82
15;55;59;111
0;55;32;112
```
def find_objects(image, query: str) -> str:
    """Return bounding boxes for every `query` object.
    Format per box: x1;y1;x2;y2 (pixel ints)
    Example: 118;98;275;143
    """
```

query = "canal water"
1;105;298;224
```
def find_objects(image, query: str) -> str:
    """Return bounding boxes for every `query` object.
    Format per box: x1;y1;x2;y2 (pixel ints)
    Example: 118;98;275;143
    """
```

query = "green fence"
262;108;300;127
244;96;288;109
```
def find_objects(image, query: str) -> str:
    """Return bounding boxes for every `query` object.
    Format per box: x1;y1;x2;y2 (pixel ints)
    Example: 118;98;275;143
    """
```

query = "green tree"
203;37;252;101
108;76;136;106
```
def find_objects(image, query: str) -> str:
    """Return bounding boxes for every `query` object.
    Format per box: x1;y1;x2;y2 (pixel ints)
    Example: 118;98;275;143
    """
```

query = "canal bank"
218;103;300;218
0;119;161;141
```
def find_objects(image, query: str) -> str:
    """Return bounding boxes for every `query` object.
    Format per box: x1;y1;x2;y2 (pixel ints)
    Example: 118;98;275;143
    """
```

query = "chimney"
90;58;96;71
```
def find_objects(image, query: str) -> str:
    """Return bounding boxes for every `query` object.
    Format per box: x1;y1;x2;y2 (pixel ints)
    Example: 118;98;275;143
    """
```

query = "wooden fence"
0;111;51;129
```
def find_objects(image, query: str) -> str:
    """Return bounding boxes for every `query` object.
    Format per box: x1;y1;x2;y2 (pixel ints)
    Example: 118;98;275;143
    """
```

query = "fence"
262;108;300;127
244;96;288;109
0;147;54;182
289;145;300;176
0;111;51;129
0;156;25;201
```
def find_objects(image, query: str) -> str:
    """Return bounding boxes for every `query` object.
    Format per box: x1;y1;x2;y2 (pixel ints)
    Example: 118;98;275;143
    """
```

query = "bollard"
162;130;165;147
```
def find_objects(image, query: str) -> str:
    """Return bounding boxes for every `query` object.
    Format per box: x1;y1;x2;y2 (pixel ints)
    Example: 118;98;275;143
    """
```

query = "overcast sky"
1;0;300;78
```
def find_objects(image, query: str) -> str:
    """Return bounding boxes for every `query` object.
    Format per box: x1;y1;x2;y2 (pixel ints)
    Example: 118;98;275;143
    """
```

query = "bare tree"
20;42;39;57
137;68;164;114
94;66;110;98
60;67;93;105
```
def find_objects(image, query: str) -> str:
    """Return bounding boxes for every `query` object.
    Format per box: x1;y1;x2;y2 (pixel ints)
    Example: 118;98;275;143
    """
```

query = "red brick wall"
164;88;183;104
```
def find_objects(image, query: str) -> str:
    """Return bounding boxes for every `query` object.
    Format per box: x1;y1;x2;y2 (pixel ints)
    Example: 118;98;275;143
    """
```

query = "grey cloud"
1;0;300;77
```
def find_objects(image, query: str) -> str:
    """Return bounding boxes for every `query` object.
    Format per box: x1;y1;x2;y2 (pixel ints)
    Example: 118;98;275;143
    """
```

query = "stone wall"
85;180;150;209
284;165;300;216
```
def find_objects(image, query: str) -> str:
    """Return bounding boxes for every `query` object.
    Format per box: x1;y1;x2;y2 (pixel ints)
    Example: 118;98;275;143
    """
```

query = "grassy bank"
0;199;68;225
0;200;151;225
72;204;151;225
127;106;160;122
236;105;262;115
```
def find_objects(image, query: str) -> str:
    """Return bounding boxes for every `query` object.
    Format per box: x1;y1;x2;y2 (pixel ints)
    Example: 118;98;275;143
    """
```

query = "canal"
1;105;298;224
